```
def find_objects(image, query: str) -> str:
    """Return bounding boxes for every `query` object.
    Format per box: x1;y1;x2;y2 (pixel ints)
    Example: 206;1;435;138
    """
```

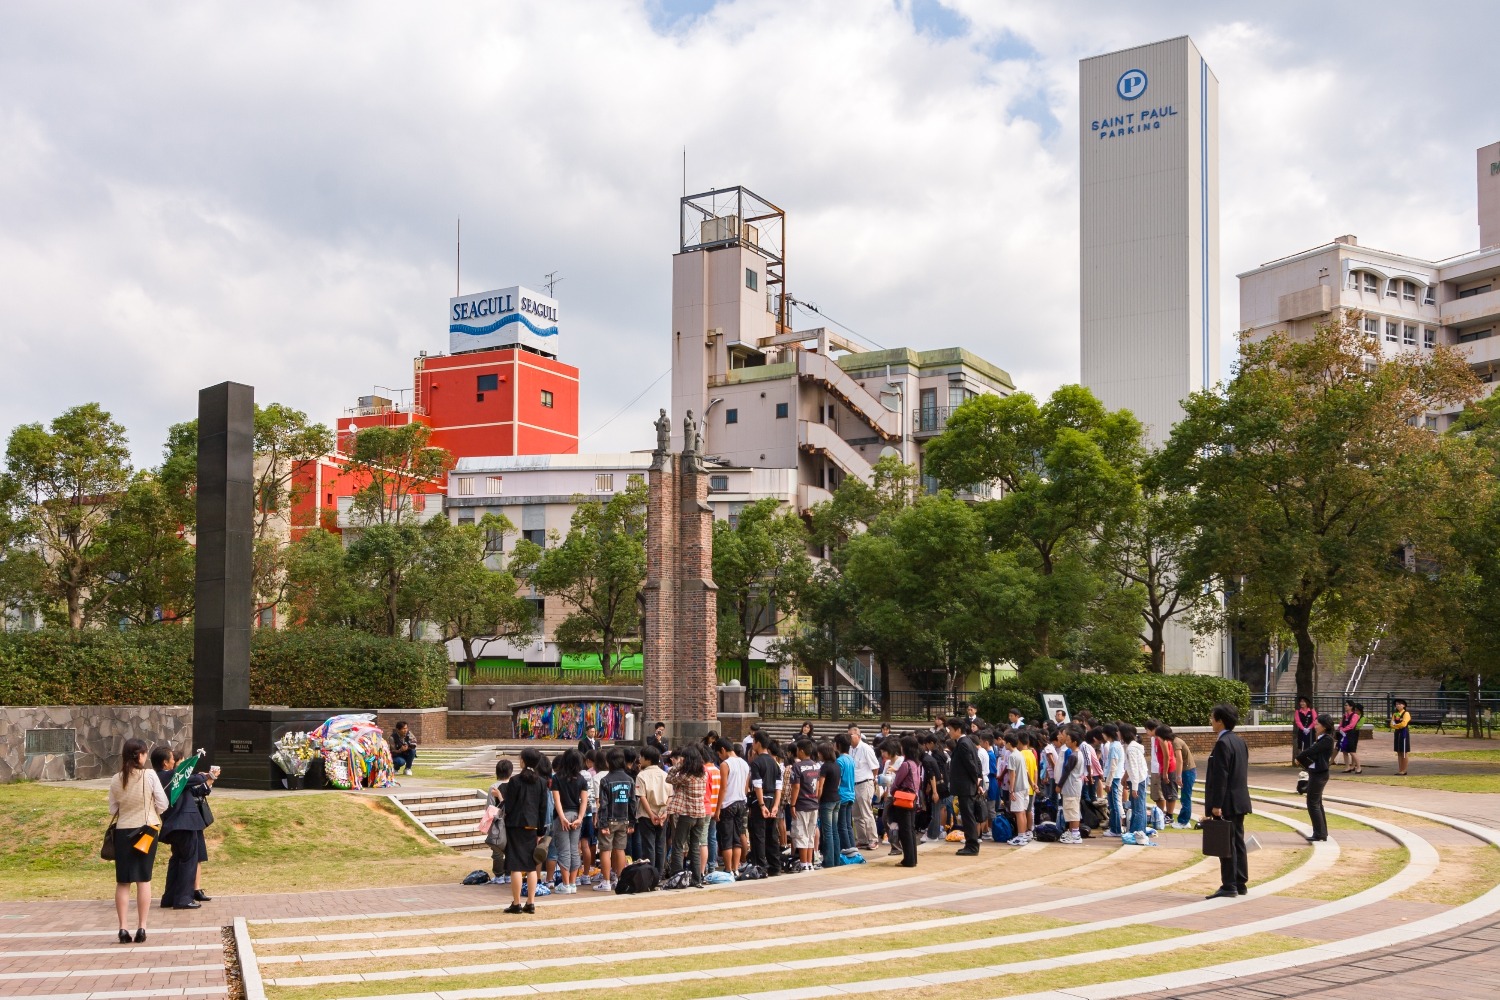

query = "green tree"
1159;315;1480;701
284;527;378;630
252;404;334;623
90;472;196;626
2;404;133;629
408;514;537;667
0;475;46;625
923;385;1144;668
713;497;811;687
342;423;453;528
511;480;647;678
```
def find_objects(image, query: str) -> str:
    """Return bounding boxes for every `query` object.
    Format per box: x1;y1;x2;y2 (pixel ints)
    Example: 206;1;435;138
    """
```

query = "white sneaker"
1007;836;1026;846
592;881;613;892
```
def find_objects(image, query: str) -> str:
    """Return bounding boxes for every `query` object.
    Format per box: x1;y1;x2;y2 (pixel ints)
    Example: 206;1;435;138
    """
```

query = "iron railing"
912;406;960;435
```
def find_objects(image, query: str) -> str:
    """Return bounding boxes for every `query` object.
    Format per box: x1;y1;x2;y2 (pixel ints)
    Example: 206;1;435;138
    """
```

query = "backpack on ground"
1033;821;1061;843
461;869;492;885
991;813;1014;843
614;860;659;894
661;870;694;890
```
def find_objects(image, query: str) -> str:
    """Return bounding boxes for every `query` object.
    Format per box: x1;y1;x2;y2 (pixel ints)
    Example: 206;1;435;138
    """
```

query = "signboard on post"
1041;693;1071;725
448;285;560;355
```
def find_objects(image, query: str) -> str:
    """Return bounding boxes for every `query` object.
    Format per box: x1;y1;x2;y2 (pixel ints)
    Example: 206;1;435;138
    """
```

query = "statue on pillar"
683;410;698;454
652;408;671;468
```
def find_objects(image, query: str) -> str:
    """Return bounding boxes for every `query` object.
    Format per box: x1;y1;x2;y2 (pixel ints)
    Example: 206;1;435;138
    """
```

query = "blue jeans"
706;814;718;870
818;802;841;868
1108;778;1123;835
392;748;415;771
837;800;855;853
1177;769;1197;825
1129;780;1149;835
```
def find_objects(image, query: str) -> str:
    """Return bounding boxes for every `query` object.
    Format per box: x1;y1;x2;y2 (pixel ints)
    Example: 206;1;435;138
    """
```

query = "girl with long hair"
107;739;168;943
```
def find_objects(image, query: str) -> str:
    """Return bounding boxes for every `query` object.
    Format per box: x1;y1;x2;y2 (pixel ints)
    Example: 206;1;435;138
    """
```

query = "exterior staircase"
390;788;490;850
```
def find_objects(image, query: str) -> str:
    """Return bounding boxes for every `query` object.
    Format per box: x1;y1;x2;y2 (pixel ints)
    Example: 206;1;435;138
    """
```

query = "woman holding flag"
154;747;218;910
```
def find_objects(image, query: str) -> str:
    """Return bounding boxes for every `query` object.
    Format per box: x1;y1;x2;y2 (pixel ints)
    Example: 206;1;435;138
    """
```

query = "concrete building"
1239;140;1500;432
670;186;1015;509
1080;36;1220;445
441;452;796;672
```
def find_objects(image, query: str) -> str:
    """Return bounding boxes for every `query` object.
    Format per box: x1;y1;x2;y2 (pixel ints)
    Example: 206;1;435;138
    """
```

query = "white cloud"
0;0;1493;465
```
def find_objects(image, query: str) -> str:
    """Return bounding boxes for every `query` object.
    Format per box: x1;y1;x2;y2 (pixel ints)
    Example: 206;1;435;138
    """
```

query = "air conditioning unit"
700;215;739;244
741;222;759;247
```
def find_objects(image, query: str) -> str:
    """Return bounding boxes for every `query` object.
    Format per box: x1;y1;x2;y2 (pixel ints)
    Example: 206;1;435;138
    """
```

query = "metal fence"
1251;691;1500;732
749;688;982;722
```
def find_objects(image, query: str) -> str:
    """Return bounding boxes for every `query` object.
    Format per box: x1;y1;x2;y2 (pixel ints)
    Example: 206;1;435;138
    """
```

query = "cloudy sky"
1;0;1494;466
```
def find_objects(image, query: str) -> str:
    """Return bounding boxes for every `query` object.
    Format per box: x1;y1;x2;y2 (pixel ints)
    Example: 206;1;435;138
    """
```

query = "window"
540;389;554;408
1423;328;1436;349
484;526;504;553
1363;359;1378;373
1460;329;1494;344
775;402;788;419
412;494;427;512
477;373;499;392
455;477;474;497
1425;416;1439;431
745;268;758;291
486;476;503;496
1362;316;1380;336
726;502;744;531
709;474;729;492
1459;283;1493;299
1346;270;1361;290
257;606;275;627
1402;281;1417;302
725;408;738;424
1424;285;1437;305
1385;322;1399;343
1403;324;1417;346
1385;279;1399;298
595;473;614;492
949;386;974;410
526;597;544;620
522;528;546;547
1363;273;1378;293
457;513;475;526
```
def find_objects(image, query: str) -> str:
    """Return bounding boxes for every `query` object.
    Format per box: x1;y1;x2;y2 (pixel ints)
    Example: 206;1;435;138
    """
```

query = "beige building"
1239;140;1500;431
1080;36;1220;445
670;185;1016;509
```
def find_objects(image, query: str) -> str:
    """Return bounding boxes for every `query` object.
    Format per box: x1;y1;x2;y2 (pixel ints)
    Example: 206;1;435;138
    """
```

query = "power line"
580;366;671;443
790;299;886;351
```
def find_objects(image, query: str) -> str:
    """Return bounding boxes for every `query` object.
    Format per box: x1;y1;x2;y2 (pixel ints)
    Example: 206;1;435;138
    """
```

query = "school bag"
614;860;660;894
1032;821;1061;842
991;813;1014;843
461;869;492;885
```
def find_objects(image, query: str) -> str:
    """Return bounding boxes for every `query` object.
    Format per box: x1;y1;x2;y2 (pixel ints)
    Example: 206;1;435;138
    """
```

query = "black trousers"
1219;812;1248;891
954;793;981;850
160;830;200;908
636;817;666;874
748;806;780;873
1305;772;1329;841
891;805;917;867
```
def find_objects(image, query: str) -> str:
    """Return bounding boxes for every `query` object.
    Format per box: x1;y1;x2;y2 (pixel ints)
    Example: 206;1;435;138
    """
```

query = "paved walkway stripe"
0;989;227;1000
0;942;222;958
0;926;221;941
308;804;1399;999
0;963;222;983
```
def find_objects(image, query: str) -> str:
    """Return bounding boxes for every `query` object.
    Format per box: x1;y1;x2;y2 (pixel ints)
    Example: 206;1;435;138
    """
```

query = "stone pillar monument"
642;409;719;747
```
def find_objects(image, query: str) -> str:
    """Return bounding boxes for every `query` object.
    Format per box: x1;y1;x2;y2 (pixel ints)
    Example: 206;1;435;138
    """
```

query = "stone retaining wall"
0;705;193;782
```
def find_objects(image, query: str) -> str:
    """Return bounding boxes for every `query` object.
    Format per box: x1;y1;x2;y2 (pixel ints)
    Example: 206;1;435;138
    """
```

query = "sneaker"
1102;831;1121;839
888;847;903;856
593;881;613;892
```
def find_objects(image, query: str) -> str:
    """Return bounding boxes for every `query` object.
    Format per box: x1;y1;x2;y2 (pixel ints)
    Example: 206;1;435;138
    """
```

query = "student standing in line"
1120;723;1150;841
833;734;858;858
595;749;635;891
714;740;751;874
1101;723;1124;837
502;748;547;914
1057;726;1086;844
888;736;923;867
486;759;513;881
1003;730;1032;846
633;746;670;875
665;746;711;885
1172;729;1197;829
1293;697;1318;758
1294;714;1336;842
1339;701;1364;774
549;749;590;894
746;733;782;875
1391;699;1412;776
815;742;843;869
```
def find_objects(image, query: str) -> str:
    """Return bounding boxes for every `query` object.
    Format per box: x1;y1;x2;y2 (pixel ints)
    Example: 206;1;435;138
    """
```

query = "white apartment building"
670;185;1015;509
1239;140;1500;430
443;452;796;669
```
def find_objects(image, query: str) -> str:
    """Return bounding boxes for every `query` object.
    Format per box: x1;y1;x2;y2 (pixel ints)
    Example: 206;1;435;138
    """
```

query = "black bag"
615;860;660;894
1032;821;1061;842
462;869;492;885
100;820;117;861
1200;817;1233;858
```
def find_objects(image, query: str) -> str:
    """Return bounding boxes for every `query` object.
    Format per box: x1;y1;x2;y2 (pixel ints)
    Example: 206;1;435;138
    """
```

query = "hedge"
0;626;449;709
971;672;1251;728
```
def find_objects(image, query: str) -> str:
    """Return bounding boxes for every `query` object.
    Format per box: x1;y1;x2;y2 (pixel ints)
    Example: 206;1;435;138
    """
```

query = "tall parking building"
1080;36;1220;444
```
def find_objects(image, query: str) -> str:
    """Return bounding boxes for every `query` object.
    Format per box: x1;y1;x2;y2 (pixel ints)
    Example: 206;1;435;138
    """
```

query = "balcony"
912;406;960;436
1441;287;1500;329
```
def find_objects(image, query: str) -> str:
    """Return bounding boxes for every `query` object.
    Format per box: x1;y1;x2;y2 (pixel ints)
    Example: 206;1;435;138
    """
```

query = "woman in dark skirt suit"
108;739;168;943
1294;715;1336;842
502;747;548;914
1339;700;1363;774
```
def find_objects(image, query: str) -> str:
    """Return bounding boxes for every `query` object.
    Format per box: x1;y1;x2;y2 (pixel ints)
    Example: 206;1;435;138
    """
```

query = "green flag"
165;753;202;807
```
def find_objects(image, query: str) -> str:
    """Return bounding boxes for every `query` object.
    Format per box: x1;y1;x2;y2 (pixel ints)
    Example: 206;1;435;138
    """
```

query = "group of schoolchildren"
480;707;1200;913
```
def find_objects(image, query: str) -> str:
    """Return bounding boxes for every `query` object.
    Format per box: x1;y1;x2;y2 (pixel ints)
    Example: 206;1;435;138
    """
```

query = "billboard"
448;285;560;355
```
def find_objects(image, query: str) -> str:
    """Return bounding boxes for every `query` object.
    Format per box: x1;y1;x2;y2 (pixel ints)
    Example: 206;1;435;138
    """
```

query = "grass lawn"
1280;846;1408;900
1343;772;1500;794
1412;748;1500;762
1;782;475;900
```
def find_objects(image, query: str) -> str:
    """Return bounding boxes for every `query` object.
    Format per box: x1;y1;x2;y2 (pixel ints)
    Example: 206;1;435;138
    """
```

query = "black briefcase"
1200;817;1233;858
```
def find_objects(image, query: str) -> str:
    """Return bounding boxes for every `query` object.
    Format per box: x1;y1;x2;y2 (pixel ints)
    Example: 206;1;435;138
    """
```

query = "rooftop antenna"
543;271;563;296
682;146;687;197
455;217;461;296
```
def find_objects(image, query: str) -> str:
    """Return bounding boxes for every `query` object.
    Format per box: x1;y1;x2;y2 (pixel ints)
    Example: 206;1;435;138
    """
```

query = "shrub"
0;626;448;709
972;672;1251;728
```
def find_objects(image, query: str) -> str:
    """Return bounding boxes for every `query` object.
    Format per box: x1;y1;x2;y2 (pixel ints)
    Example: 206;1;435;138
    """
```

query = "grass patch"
1281;846;1408;900
264;921;1186;1000
1413;748;1500;762
1;782;474;901
1344;773;1500;793
1395;844;1500;906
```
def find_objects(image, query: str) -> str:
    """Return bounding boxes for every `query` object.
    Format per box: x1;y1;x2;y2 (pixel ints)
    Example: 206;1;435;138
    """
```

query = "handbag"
101;816;118;861
891;762;918;809
1200;816;1233;858
478;802;500;836
533;833;552;865
486;815;508;850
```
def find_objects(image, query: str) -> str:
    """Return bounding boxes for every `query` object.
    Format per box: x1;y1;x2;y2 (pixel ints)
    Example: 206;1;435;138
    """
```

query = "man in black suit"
945;719;982;856
578;724;602;755
1204;703;1252;899
646;722;669;757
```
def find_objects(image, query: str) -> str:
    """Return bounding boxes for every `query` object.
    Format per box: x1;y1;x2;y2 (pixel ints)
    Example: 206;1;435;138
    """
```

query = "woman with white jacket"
107;738;169;943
